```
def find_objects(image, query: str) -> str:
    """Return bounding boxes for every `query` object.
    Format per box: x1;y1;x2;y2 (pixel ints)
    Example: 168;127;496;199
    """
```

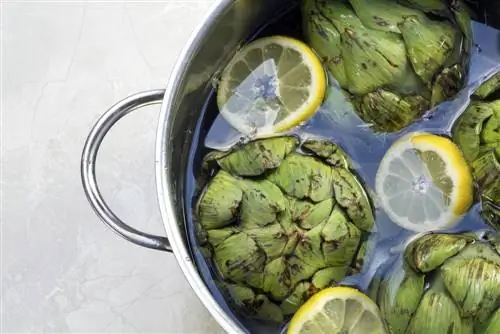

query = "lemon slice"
375;132;473;232
287;287;387;334
217;35;326;137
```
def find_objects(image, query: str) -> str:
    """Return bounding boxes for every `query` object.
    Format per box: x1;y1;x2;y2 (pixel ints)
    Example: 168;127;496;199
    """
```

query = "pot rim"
154;1;244;333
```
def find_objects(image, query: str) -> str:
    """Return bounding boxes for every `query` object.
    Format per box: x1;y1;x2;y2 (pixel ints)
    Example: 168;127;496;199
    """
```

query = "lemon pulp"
217;35;326;137
375;132;474;232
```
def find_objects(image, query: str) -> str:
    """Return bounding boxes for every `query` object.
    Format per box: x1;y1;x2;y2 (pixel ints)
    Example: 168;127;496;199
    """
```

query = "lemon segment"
217;35;326;137
375;132;473;232
409;134;474;215
287;287;387;334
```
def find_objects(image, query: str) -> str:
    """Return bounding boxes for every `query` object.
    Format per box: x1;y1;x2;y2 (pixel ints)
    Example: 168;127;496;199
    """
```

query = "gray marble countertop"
2;2;224;333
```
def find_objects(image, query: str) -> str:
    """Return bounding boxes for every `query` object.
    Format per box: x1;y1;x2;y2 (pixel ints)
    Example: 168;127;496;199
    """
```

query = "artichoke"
195;136;375;322
370;232;500;334
452;72;500;230
302;0;471;133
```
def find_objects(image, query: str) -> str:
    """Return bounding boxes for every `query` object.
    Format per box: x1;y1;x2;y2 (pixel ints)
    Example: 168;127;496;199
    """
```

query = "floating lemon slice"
375;132;473;232
217;35;326;137
287;286;387;334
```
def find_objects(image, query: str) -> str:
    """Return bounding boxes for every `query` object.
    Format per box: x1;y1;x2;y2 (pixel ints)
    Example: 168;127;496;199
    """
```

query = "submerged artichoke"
195;136;375;322
370;232;500;334
302;0;471;132
452;72;500;230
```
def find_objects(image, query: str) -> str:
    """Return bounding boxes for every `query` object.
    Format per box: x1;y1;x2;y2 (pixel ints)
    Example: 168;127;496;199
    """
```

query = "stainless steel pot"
81;1;291;333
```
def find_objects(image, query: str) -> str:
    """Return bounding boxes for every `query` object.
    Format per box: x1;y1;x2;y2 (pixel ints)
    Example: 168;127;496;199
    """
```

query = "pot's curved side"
155;0;291;333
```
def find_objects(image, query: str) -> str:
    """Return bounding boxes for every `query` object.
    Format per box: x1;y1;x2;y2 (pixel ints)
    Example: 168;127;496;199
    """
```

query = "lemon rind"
287;287;385;334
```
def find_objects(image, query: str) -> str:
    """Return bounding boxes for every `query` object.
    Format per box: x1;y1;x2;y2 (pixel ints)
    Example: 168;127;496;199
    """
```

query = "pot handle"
81;89;172;252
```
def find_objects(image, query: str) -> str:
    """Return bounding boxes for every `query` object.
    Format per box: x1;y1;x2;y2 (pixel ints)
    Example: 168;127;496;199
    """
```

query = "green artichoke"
302;0;471;133
452;72;500;230
370;232;500;334
195;136;375;322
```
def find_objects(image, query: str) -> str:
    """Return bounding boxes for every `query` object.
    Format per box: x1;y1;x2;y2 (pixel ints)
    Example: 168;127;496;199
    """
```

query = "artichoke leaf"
378;259;425;334
406;284;470;334
474;72;500;100
280;282;315;315
358;89;427;133
239;179;286;229
471;151;499;190
275;209;302;255
206;227;239;247
488;98;500;113
351;240;368;274
254;295;285;323
197;170;242;229
223;282;254;304
302;139;353;169
196;222;208;245
452;102;493;163
268;154;334;202
289;197;334;230
243;223;288;259
462;318;475;334
332;168;375;231
287;255;319;287
404;95;429;114
404;233;472;273
196;223;213;258
482;176;500;204
481;143;500;162
312;267;347;289
277;208;295;232
295;221;328;268
483;307;500;334
322;205;362;266
303;10;348;87
263;257;293;301
431;64;464;107
301;0;316;15
481;113;500;148
399;14;458;84
278;209;301;255
215;136;298;176
368;261;393;302
451;0;473;50
223;283;284;322
477;158;499;231
448;241;500;266
348;0;424;34
316;0;362;34
440;243;500;323
441;256;500;322
282;232;300;256
213;233;266;289
485;232;500;255
482;201;500;232
368;274;383;302
201;150;229;171
341;23;411;95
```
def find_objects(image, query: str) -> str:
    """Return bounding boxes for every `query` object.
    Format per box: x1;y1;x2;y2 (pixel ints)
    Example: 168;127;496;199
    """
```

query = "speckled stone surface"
2;1;224;333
